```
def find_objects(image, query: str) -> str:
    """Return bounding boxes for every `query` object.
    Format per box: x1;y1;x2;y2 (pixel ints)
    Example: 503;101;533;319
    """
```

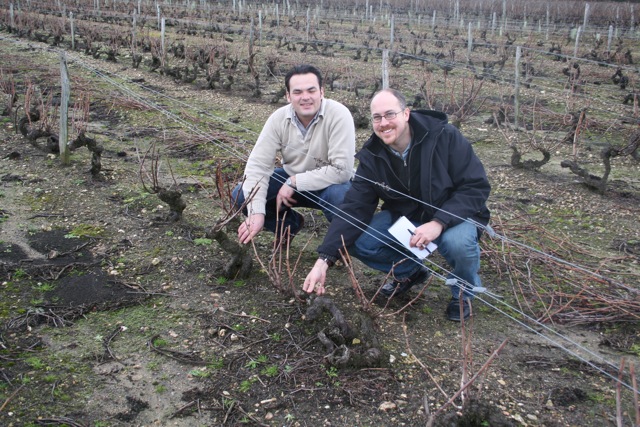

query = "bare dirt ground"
1;34;640;427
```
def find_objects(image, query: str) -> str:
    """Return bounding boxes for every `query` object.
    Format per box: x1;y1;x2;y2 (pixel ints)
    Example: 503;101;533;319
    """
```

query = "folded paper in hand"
388;216;438;260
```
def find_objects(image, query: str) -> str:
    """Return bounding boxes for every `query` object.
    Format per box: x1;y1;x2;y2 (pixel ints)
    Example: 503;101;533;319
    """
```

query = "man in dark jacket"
302;88;491;321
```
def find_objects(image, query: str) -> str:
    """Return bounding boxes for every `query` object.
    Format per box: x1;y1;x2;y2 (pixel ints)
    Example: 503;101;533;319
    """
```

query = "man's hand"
302;259;330;295
276;179;297;212
410;221;444;250
238;214;265;244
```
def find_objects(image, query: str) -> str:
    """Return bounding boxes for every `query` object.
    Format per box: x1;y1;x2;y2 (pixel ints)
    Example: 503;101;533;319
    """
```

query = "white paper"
388;216;437;260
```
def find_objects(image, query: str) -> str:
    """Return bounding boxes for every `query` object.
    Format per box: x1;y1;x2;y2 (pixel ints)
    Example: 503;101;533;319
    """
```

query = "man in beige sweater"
233;64;356;246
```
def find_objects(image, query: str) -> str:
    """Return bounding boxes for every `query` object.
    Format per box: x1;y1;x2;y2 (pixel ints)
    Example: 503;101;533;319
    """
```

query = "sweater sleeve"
242;110;285;216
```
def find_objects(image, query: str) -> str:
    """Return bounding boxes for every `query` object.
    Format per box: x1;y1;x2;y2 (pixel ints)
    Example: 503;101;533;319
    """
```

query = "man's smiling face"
370;91;411;152
286;73;324;127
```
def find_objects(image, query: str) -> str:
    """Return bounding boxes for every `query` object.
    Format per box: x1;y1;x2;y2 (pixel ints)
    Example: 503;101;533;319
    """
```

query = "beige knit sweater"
242;98;356;216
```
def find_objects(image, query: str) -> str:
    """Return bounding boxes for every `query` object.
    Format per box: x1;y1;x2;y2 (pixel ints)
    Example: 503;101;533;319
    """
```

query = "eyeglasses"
371;110;403;123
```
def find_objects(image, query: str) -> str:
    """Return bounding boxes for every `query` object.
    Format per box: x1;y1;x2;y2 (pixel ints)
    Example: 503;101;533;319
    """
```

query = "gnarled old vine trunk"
561;131;640;192
68;132;103;177
206;216;253;280
305;296;384;368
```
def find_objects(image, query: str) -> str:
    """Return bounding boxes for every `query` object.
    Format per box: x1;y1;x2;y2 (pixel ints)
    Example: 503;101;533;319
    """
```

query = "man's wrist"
317;254;336;267
432;218;446;232
319;258;333;267
285;176;296;188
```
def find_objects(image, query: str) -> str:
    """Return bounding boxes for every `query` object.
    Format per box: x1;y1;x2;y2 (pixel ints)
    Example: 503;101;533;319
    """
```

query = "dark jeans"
232;168;351;234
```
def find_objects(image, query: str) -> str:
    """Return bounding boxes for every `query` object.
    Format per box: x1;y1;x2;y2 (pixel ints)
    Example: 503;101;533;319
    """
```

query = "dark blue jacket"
317;109;491;260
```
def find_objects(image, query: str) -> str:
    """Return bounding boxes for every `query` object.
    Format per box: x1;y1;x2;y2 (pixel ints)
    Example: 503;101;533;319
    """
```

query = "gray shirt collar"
389;141;412;160
290;99;325;137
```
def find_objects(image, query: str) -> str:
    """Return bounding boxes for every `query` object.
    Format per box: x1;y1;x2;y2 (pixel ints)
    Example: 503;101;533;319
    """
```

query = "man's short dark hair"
373;88;407;110
285;64;323;92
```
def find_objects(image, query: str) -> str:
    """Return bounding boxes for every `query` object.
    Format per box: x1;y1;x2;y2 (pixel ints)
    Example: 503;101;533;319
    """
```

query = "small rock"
512;413;525;423
527;414;538;421
93;362;123;375
379;401;397;411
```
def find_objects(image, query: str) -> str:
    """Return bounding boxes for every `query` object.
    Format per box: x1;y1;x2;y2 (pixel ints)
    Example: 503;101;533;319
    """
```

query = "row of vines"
1;0;639;193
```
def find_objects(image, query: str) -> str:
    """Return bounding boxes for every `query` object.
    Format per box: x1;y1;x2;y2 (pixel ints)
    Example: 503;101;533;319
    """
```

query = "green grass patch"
66;224;105;238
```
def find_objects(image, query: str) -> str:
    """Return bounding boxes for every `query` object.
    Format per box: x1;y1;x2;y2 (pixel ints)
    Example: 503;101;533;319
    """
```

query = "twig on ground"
219;308;271;323
101;325;126;362
148;334;207;365
221;396;270;427
423;394;431;418
169;400;197;419
35;417;87;426
0;384;25;412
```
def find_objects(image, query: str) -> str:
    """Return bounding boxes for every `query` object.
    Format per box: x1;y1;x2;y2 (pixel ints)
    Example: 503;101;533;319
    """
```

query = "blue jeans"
232;168;351;234
348;210;483;299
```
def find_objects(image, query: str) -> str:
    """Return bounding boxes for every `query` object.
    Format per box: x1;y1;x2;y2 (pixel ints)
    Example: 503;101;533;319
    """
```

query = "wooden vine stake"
545;4;550;41
161;17;166;66
305;7;310;41
382;49;389;89
467;22;472;59
70;11;75;50
582;3;590;34
514;46;521;129
59;52;70;165
573;25;582;58
491;11;496;37
389;14;394;51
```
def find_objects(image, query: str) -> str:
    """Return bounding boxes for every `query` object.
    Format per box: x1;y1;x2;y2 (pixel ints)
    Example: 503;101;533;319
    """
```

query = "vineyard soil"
1;35;639;427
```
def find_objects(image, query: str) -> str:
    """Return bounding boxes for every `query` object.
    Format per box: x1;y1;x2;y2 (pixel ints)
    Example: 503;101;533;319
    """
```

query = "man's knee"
440;224;479;253
231;184;245;210
323;182;351;205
